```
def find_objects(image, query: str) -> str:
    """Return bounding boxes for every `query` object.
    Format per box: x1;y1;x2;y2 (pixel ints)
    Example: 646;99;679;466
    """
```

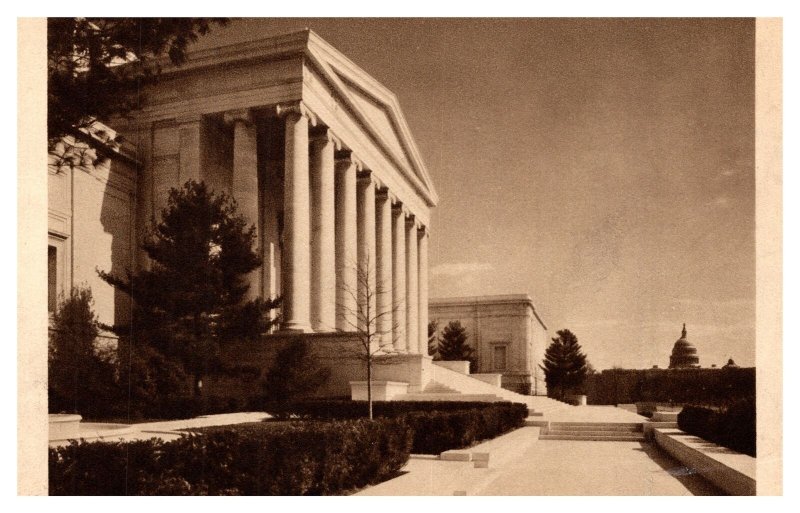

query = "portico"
128;29;438;355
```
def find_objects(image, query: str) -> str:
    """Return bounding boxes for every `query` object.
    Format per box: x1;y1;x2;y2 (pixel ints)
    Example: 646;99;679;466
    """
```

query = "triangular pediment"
304;32;438;206
332;71;415;173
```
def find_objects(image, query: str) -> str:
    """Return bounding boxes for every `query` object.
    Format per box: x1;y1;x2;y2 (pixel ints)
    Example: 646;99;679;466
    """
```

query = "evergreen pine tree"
263;339;331;414
48;287;119;417
100;180;280;397
540;329;589;400
438;320;476;372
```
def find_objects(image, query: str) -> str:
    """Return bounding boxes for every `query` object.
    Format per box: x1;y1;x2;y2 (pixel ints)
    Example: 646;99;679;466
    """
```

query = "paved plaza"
476;439;722;496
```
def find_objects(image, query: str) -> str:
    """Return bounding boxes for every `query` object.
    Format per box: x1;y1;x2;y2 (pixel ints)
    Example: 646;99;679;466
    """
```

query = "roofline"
155;29;312;75
430;294;547;330
154;28;439;207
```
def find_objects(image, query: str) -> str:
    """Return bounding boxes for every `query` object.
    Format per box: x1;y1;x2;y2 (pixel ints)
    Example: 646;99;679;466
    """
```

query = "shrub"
262;339;330;416
265;400;528;454
677;396;755;457
48;287;122;419
49;418;413;495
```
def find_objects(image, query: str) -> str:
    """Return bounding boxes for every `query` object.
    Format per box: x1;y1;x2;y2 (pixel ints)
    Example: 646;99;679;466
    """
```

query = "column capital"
392;201;410;218
357;169;376;185
375;187;394;202
310;126;342;150
223;108;255;127
275;100;318;126
335;149;363;171
417;224;430;237
405;214;418;228
358;169;385;190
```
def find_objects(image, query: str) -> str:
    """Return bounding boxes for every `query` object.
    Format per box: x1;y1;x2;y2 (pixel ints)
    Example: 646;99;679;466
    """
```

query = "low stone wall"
472;373;502;387
435;360;470;375
500;371;532;395
350;381;409;401
206;332;365;403
205;334;434;405
653;428;756;495
49;414;82;442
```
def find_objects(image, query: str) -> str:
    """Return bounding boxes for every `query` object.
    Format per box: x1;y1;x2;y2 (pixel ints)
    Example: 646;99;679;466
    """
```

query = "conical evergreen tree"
540;329;589;400
438;320;476;372
100;180;280;397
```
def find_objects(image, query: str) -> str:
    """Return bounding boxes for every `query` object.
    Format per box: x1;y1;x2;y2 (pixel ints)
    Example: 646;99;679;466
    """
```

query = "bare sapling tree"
338;254;403;420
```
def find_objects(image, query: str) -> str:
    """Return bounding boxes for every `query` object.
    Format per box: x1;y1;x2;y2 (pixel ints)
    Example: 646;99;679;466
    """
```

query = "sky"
195;18;756;370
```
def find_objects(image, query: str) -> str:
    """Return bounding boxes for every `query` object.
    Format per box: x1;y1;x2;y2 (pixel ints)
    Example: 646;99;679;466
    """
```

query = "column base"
277;322;314;334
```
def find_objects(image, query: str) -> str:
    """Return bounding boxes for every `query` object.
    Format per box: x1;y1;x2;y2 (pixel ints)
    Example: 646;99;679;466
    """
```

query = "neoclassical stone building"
429;295;548;395
49;30;437;363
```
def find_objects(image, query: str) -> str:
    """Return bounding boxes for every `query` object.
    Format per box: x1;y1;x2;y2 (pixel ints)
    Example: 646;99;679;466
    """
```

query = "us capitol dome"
668;323;700;369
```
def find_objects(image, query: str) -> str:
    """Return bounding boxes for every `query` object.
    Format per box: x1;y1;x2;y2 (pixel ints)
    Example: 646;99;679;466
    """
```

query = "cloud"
431;261;494;278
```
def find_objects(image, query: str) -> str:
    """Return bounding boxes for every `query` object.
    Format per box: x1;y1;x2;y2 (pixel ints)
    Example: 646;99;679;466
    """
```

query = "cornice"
154;29;311;77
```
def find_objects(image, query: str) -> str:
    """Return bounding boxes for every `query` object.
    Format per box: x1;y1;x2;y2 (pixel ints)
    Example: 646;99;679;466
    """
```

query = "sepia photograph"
17;13;784;498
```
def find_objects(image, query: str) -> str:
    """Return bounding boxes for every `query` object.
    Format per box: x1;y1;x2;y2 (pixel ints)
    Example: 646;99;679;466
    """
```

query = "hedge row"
266;400;528;454
586;367;755;406
49;418;413;495
404;407;526;454
265;400;528;419
677;396;756;457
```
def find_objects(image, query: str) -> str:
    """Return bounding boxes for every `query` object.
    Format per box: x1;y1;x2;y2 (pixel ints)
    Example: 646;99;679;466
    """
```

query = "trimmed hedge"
265;400;528;454
265;400;528;419
49;418;412;495
677;396;756;457
586;367;755;406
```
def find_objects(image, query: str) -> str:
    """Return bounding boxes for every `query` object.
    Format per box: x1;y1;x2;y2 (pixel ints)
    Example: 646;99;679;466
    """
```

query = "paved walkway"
476;439;723;496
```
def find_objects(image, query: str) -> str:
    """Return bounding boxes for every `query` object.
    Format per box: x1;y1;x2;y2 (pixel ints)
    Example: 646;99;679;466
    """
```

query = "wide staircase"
539;422;645;442
393;362;572;416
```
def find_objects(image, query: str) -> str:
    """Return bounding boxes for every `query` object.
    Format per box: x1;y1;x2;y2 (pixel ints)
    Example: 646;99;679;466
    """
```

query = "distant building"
429;294;548;395
586;323;751;405
668;323;700;369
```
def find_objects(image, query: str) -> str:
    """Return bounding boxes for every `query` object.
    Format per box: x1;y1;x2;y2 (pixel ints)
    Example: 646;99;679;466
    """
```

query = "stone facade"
48;133;138;334
429;295;548;395
48;30;439;362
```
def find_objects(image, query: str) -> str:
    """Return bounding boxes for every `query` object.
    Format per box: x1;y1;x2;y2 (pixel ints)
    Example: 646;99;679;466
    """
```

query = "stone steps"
423;382;460;394
550;422;643;432
539;433;646;442
539;421;645;442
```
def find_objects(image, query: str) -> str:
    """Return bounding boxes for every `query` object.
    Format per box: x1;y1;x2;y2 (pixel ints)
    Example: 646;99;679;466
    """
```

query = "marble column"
309;128;337;331
375;188;394;351
357;171;377;342
392;204;407;352
178;114;202;184
418;226;429;355
225;109;260;300
277;102;311;332
405;216;419;354
335;151;358;331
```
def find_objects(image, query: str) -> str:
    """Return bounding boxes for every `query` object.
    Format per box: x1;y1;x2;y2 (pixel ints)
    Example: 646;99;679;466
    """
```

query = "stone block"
349;380;409;401
436;360;471;374
472;452;490;468
440;450;472;462
49;414;82;442
471;373;502;387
